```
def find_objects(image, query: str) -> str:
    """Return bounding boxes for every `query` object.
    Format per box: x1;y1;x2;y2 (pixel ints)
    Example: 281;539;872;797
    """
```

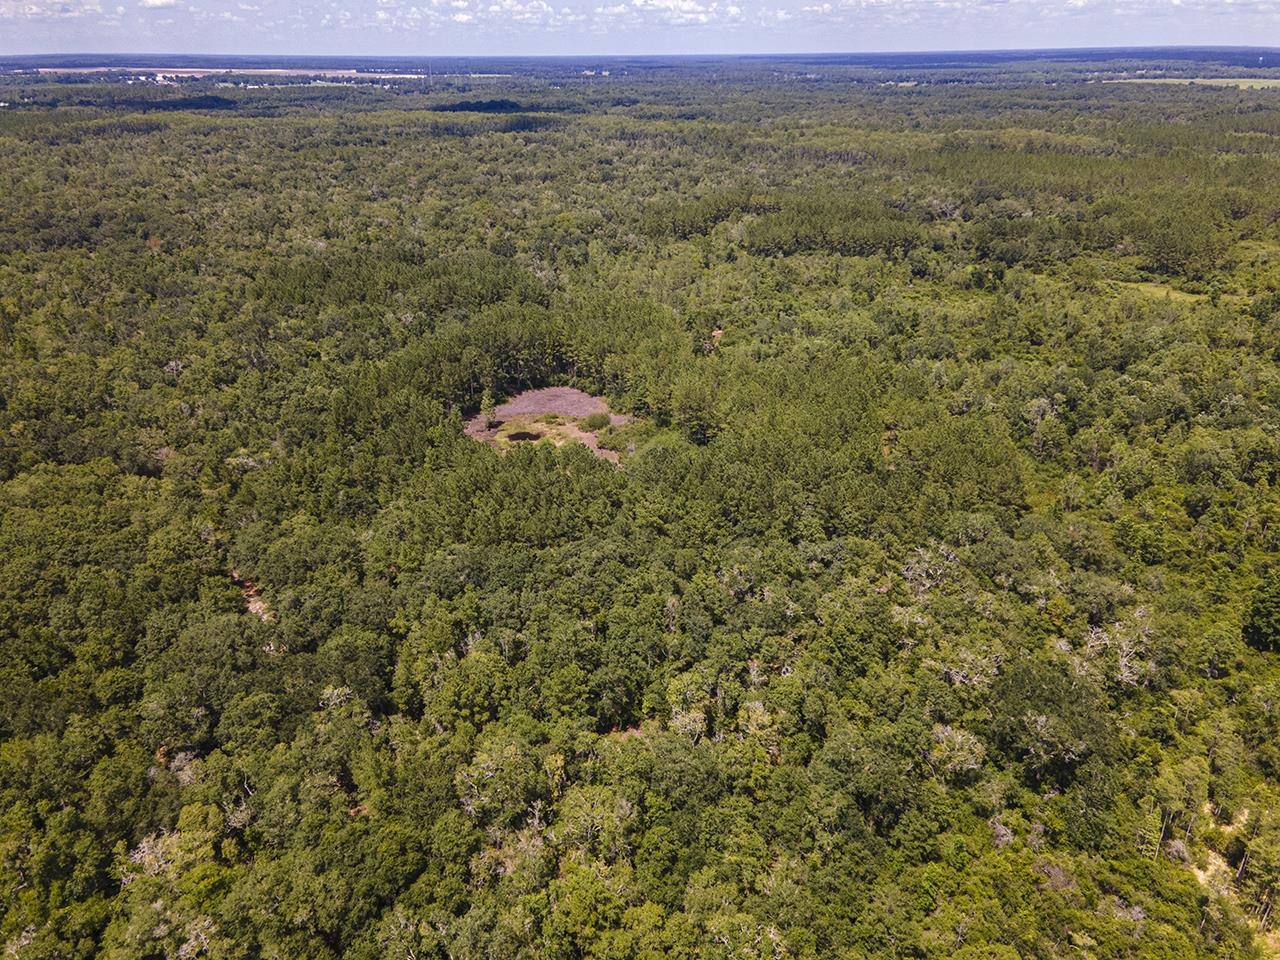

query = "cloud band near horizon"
3;0;1280;59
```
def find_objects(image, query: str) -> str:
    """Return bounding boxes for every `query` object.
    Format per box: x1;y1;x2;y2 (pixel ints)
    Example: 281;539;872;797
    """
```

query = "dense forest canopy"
3;50;1280;958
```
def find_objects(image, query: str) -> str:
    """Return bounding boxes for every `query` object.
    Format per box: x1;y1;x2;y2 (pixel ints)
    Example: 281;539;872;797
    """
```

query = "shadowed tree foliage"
1245;575;1280;654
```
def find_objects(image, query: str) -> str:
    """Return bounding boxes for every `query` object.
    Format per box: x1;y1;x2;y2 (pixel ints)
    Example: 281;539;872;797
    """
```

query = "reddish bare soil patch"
474;386;612;421
231;569;274;621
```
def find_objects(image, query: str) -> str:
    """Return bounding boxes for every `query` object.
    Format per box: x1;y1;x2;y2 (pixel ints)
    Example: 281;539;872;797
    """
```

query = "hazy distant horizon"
3;45;1280;71
4;0;1280;61
0;44;1270;54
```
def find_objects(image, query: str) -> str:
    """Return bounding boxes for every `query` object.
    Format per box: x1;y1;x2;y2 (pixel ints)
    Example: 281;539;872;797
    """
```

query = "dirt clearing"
464;387;632;463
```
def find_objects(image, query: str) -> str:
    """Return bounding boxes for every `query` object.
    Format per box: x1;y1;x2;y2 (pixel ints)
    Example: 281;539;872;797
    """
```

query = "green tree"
1244;576;1280;653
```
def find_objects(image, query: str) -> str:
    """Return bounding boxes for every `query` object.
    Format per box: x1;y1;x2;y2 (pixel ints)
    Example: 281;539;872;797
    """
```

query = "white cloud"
5;0;1280;50
0;0;101;18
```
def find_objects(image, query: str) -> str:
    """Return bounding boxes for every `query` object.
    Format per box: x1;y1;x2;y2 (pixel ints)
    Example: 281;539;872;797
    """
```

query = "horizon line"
4;43;1280;62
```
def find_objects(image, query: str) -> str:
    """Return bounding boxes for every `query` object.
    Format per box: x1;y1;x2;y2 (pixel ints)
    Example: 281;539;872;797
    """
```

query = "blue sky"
2;0;1279;57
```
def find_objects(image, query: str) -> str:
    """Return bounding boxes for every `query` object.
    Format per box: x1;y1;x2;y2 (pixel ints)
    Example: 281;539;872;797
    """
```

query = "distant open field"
35;67;435;79
1107;77;1280;89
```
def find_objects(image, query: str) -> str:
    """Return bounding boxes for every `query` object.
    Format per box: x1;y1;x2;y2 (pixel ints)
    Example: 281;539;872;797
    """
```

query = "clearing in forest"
1105;78;1280;89
464;387;632;463
1111;281;1206;303
231;569;274;621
